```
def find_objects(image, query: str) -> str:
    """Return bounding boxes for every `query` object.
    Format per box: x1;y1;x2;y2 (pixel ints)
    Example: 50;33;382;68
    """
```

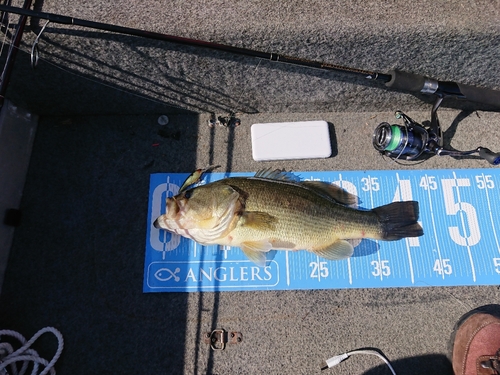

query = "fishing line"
30;18;49;68
0;10;14;57
413;280;474;311
378;152;426;167
1;17;242;114
2;3;500;166
6;38;191;111
231;59;262;116
0;0;33;104
1;3;499;108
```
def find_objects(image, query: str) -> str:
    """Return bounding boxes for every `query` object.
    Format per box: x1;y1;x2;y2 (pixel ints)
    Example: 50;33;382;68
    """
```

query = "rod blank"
0;4;387;82
1;4;499;108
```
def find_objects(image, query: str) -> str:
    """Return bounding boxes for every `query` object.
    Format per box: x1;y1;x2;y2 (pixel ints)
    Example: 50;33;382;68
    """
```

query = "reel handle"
477;147;500;165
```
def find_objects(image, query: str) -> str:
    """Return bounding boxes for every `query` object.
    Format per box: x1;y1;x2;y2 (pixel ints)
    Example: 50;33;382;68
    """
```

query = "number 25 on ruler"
309;261;328;280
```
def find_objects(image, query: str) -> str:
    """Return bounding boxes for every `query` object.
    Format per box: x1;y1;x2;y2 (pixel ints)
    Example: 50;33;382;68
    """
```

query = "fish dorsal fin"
254;168;300;182
312;240;354;260
301;181;357;206
179;165;220;193
253;169;357;206
240;240;273;267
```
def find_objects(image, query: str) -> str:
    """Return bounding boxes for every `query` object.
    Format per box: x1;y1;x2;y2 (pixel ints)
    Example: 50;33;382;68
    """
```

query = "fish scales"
219;177;382;248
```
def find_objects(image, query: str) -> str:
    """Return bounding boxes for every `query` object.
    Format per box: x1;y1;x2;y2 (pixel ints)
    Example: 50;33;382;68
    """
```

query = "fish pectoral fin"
197;217;218;229
312;240;354;261
242;211;277;231
240;240;273;267
346;238;362;249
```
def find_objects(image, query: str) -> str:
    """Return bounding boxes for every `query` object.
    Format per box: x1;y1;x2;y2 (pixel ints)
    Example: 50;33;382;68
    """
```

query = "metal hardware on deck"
204;329;243;350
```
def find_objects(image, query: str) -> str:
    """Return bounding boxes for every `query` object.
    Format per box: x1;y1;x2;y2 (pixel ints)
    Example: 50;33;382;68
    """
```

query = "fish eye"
184;189;193;199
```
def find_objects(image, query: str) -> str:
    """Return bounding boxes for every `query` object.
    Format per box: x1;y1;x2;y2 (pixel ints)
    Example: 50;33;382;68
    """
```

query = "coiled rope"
0;327;64;375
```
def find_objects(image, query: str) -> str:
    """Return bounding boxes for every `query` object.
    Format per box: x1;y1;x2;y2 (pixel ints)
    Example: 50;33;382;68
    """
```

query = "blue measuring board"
143;169;500;292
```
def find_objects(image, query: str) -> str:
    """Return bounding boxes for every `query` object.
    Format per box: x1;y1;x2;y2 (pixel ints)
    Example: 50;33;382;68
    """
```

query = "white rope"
0;327;64;375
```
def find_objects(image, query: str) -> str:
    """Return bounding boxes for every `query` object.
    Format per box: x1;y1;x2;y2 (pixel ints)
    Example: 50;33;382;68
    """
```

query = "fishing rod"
1;4;499;164
0;0;33;107
1;4;500;108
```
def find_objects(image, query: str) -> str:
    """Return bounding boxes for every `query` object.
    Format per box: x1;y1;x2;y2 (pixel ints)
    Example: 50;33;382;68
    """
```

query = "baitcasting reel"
372;97;500;165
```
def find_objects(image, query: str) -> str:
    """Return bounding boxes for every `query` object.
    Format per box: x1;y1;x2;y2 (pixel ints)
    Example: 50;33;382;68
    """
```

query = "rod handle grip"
456;82;500;108
385;70;500;108
385;70;426;92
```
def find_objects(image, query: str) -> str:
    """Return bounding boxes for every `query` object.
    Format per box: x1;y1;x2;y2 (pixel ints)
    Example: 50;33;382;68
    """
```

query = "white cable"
0;327;64;375
322;348;397;375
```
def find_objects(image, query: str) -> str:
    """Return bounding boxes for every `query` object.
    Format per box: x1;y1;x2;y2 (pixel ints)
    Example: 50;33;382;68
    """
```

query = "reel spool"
372;97;500;165
373;118;428;161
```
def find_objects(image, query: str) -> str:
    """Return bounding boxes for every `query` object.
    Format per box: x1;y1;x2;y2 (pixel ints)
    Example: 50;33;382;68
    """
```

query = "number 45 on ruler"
433;258;452;275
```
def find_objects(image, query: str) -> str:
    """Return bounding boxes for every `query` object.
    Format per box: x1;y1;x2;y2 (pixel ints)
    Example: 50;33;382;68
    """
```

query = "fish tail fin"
373;201;423;240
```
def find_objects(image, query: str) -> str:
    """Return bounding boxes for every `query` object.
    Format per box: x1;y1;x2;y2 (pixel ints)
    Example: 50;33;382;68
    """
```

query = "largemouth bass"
154;169;423;266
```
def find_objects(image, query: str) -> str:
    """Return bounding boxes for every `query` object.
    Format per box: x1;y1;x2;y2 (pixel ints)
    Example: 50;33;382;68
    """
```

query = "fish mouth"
153;218;161;229
153;197;180;230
